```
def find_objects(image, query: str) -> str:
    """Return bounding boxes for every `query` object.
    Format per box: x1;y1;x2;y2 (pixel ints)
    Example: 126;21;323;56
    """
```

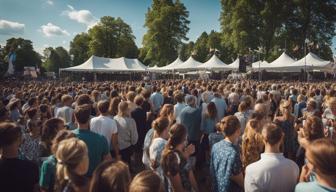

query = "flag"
293;45;299;52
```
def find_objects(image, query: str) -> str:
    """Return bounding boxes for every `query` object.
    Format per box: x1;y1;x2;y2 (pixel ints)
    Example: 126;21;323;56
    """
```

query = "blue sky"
0;0;335;56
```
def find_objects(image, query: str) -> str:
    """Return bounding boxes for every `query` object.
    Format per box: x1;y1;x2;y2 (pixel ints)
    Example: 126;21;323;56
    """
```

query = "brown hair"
42;118;64;152
134;95;144;106
74;104;91;124
51;130;76;154
262;123;283;145
129;170;164;192
238;101;248;112
90;160;131;192
97;100;110;114
109;97;121;116
159;104;174;118
76;94;93;106
152;117;170;135
219;115;240;136
306;138;336;176
174;92;184;103
206;102;217;119
0;122;22;147
126;91;136;102
161;124;187;177
303;116;324;141
61;95;72;104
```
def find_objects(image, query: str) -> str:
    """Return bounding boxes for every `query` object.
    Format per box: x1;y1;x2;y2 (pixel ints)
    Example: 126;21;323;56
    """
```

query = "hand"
185;144;195;157
299;164;311;182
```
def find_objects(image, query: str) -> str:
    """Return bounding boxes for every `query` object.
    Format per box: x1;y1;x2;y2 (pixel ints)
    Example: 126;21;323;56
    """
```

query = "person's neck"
78;123;89;130
316;173;336;189
224;135;237;144
264;143;281;153
100;112;108;116
1;146;19;159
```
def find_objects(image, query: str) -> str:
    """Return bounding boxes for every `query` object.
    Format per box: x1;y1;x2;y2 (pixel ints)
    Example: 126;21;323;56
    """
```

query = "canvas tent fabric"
61;56;147;72
252;52;294;71
226;58;240;70
159;57;184;70
251;60;269;70
267;52;331;72
174;56;203;71
198;54;231;71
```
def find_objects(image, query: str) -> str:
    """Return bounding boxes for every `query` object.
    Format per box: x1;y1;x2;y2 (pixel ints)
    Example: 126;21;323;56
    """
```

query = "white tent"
159;57;184;71
226;58;240;71
174;56;203;71
252;52;294;71
198;54;230;71
271;52;332;72
61;56;147;72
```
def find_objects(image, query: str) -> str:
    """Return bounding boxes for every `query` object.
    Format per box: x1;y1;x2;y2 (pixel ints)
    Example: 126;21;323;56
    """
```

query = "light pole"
254;46;264;81
304;38;310;81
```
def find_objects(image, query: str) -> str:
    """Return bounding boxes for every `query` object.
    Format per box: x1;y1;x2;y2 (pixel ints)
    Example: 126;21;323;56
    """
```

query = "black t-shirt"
0;158;39;192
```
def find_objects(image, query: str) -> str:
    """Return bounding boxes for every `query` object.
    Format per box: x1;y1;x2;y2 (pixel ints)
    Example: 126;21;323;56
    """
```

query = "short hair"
174;92;184;103
0;122;22;147
76;94;92;106
61;95;72;104
74;104;91;124
134;95;144;106
219;115;240;136
90;160;131;192
126;91;136;102
262;123;283;145
303;116;324;141
97;100;109;114
306;138;336;176
185;95;195;106
129;170;163;192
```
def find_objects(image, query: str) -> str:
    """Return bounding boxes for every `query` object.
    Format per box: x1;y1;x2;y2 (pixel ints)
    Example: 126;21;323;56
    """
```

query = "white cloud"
40;23;70;37
0;19;25;35
63;5;97;26
46;0;53;5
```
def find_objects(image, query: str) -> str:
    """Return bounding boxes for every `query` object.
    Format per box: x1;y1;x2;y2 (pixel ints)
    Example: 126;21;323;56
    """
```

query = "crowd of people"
0;78;336;192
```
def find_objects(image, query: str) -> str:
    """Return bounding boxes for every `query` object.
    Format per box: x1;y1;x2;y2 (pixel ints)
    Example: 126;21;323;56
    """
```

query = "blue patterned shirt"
210;140;243;192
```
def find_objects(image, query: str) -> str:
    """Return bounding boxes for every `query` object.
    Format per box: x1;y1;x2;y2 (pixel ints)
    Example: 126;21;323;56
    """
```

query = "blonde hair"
55;138;88;191
242;119;264;168
129;170;163;192
117;101;129;117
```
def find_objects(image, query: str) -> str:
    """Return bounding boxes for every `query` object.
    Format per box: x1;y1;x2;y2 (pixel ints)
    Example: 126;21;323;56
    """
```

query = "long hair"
161;124;187;177
205;102;217;119
90;160;131;192
55;138;88;192
241;119;264;169
159;104;174;118
109;97;121;116
129;170;164;192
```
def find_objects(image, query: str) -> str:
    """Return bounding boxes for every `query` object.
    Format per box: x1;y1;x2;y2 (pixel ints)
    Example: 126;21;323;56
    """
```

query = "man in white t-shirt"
55;95;74;124
245;123;299;192
90;100;120;159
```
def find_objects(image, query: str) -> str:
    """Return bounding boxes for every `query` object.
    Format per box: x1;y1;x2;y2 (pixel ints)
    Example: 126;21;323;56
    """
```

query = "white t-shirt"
55;106;74;124
245;153;299;192
90;115;118;149
149;137;167;181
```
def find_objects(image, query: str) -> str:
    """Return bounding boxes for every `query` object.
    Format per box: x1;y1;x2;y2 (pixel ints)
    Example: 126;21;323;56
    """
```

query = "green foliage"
42;46;71;73
87;16;138;58
141;0;190;66
70;33;90;66
1;38;41;73
220;0;336;61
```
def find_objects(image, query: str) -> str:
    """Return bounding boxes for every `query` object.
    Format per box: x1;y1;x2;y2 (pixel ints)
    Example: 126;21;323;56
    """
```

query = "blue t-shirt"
210;140;242;192
295;181;336;192
72;128;109;176
39;155;56;192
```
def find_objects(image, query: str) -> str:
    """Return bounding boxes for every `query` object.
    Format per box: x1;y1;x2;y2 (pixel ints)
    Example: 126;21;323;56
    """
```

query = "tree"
42;46;71;73
179;41;194;61
88;16;138;58
2;38;41;72
70;33;90;66
140;0;190;66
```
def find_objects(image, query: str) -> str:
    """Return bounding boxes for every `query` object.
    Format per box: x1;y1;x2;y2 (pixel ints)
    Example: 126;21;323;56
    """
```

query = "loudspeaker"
239;56;247;73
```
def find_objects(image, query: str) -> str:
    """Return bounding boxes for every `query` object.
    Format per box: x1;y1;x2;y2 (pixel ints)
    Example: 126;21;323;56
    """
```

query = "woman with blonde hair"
114;101;138;167
55;138;89;192
241;119;264;169
90;160;131;192
129;170;164;192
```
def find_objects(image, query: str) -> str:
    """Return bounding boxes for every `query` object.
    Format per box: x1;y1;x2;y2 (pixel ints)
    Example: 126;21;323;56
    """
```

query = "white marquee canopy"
198;54;231;71
61;56;147;72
